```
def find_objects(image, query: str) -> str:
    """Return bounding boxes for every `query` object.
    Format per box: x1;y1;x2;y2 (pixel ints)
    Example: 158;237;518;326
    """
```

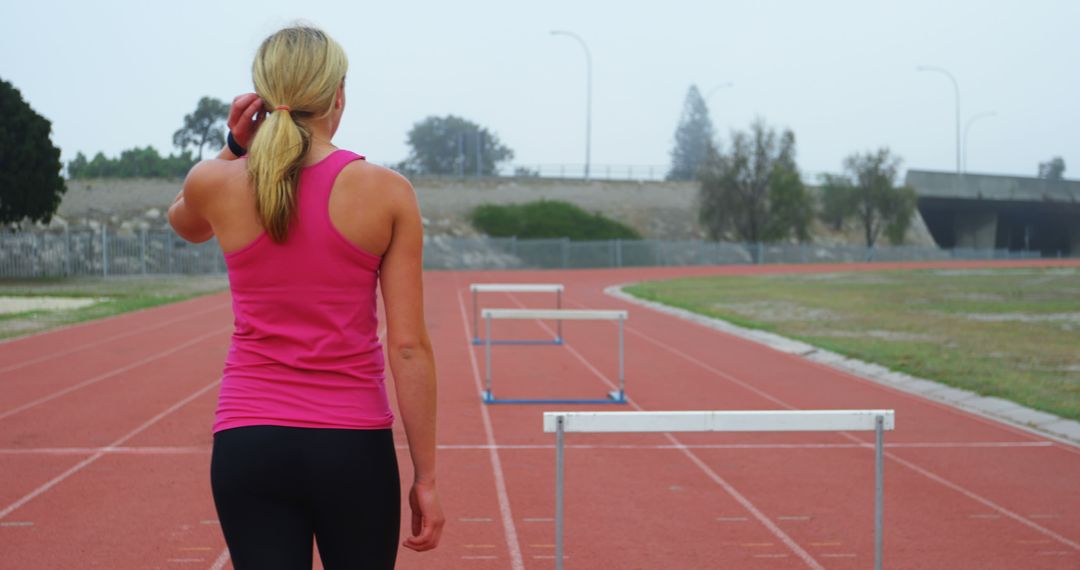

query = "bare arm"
167;94;265;243
379;174;444;551
167;162;216;243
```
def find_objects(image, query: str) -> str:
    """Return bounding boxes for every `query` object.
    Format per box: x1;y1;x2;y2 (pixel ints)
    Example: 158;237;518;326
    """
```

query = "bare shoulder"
338;160;417;209
183;158;248;207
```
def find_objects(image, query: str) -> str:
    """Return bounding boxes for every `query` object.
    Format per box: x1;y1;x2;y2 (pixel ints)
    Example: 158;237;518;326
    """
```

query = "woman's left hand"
228;93;266;149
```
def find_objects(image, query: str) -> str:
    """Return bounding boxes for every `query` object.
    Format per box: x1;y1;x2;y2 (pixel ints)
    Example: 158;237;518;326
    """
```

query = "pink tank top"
213;149;393;434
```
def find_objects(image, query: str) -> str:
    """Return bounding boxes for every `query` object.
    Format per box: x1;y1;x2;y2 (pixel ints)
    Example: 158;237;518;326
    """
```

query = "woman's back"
216;149;394;433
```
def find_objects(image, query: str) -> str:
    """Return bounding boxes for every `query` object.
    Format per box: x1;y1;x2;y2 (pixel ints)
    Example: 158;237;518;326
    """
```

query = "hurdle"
482;309;628;404
471;283;565;345
543;410;896;570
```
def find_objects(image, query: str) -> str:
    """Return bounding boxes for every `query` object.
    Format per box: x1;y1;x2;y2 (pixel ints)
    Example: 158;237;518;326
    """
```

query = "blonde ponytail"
247;26;348;243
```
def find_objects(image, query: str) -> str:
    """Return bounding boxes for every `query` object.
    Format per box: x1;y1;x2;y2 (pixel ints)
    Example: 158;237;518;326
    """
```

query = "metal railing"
0;228;1056;278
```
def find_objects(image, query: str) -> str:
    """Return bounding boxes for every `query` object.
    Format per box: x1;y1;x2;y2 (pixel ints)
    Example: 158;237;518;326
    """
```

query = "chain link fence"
0;228;224;278
1;228;1055;279
421;236;1049;270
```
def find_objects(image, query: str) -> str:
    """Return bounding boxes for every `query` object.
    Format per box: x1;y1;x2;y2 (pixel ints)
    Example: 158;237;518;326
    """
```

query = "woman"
168;26;443;569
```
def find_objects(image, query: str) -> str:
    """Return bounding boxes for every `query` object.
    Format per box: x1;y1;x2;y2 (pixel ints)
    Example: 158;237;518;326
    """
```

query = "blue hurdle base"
482;390;627;405
472;337;564;346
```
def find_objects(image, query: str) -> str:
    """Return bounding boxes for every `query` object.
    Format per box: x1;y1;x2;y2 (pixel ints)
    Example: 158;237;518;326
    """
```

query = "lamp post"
917;65;961;175
704;82;734;130
963;111;996;173
705;82;734;101
551;30;592;179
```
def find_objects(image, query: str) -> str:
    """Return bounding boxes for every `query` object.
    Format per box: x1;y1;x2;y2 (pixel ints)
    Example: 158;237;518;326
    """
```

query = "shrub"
469;200;641;241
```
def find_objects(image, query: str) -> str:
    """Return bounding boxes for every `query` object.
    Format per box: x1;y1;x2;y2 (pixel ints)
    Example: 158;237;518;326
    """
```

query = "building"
906;170;1080;256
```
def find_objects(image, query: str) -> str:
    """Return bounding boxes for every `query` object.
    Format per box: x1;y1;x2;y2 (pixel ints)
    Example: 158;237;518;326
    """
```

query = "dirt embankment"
51;177;936;245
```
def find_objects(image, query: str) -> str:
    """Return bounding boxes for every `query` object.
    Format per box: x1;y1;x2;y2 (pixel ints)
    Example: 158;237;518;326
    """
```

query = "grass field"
0;275;228;340
625;267;1080;422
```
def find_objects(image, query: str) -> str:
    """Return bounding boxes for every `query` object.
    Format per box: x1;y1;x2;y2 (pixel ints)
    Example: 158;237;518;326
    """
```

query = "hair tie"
274;105;291;112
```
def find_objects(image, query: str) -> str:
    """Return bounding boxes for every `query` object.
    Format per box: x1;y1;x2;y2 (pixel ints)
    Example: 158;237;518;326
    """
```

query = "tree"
68;147;194;179
1038;156;1065;180
401;115;513;176
667;85;715;181
0;78;66;227
822;148;918;248
173;96;229;160
698;119;812;244
818;174;858;231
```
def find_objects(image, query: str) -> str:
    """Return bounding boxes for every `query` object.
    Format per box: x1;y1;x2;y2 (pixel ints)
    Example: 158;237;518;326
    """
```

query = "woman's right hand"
403;480;444;552
227;93;266;149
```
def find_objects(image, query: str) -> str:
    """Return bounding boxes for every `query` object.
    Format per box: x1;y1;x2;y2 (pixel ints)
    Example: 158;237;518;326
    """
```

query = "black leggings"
210;426;400;569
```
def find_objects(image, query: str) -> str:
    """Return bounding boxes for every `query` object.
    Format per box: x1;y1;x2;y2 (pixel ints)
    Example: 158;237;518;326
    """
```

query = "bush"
469;200;641;241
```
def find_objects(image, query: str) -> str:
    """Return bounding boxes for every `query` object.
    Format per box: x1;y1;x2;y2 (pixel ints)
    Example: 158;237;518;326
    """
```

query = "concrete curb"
606;283;1080;448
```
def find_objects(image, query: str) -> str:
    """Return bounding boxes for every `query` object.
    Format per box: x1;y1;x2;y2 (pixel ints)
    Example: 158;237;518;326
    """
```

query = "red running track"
1;259;1079;569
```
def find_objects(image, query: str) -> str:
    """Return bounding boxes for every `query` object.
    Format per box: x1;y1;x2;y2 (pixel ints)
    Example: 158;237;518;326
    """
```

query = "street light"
963;111;996;173
917;65;961;175
551;30;592;179
705;82;734;101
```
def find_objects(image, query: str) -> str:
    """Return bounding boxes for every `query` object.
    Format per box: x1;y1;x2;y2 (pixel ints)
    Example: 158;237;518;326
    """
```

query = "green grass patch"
0;275;228;340
470;200;642;241
624;268;1080;422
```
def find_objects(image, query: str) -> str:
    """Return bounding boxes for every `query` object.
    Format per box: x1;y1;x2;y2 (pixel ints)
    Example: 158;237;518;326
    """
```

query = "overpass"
906;169;1080;256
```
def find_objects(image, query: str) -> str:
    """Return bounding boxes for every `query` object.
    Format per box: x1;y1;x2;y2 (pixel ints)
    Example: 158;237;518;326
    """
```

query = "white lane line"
0;326;229;420
968;514;1001;520
621;313;1080;554
0;293;225;347
0;377;221;520
509;293;824;570
778;516;812;521
455;289;525;570
753;554;789;558
523;517;553;523
439;441;1049;450
716;516;749;522
667;435;823;569
459;517;494;523
0;446;211;455
0;302;229;376
0;521;34;527
0;440;1053;455
208;548;230;570
821;553;857;558
871;445;1080;551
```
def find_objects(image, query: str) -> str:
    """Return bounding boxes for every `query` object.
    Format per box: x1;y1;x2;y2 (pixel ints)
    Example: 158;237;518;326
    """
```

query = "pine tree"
667;85;714;181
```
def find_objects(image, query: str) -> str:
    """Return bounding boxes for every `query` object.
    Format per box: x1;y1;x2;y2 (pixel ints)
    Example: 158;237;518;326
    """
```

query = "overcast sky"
3;0;1078;180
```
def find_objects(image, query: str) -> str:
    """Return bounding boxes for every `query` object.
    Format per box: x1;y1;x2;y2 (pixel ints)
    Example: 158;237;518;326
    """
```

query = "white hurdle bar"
543;410;896;570
471;283;565;344
483;309;628;404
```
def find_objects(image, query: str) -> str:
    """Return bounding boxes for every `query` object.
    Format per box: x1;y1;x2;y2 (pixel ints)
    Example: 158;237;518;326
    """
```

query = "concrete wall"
954;211;998;249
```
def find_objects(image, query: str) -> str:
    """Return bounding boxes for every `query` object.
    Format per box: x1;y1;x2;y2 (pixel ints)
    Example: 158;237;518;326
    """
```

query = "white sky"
3;0;1078;179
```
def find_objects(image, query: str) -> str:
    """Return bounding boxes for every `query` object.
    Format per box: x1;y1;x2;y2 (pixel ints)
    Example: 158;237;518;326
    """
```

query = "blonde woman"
168;26;443;569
